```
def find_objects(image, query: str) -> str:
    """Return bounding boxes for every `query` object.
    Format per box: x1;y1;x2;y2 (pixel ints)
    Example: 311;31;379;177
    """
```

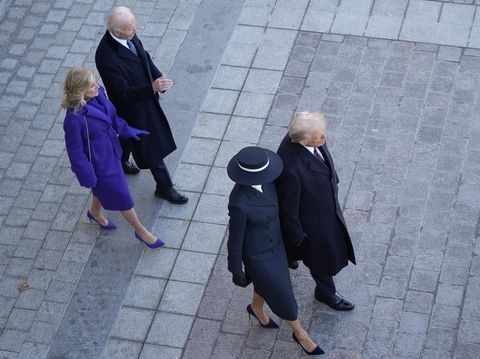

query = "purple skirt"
92;172;134;211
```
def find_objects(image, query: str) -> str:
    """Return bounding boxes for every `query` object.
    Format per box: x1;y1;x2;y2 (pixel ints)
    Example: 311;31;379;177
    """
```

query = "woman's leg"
250;290;270;325
121;208;157;244
285;319;318;352
89;196;108;226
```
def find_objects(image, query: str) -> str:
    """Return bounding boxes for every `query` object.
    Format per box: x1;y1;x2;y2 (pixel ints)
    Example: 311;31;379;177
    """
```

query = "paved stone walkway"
1;0;480;358
180;1;480;358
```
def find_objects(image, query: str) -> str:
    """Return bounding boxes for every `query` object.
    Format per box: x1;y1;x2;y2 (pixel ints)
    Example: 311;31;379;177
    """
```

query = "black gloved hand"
232;272;249;287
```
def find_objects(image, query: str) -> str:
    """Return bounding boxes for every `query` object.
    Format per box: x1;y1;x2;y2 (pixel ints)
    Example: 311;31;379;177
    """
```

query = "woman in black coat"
227;147;324;356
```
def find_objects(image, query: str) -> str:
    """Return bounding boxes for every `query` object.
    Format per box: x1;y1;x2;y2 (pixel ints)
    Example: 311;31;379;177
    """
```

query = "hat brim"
227;148;283;185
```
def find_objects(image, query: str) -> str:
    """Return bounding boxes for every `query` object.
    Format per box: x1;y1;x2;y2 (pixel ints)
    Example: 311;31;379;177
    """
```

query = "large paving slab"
236;0;480;49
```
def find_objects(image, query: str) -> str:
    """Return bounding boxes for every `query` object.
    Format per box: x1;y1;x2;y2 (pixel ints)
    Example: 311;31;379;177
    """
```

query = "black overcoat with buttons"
276;134;356;277
95;31;176;168
227;181;297;320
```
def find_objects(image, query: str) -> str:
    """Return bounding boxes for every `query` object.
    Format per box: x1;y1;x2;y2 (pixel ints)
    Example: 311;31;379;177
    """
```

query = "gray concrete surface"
1;0;480;358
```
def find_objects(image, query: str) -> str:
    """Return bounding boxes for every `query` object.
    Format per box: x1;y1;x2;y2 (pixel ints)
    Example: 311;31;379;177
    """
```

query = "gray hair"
107;6;134;32
288;112;326;143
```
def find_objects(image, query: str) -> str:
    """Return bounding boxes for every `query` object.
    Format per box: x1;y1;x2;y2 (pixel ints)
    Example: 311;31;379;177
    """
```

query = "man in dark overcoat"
276;111;356;311
95;6;187;204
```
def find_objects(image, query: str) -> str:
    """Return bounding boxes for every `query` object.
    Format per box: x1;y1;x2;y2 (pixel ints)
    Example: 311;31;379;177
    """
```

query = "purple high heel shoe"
135;232;165;248
87;211;117;230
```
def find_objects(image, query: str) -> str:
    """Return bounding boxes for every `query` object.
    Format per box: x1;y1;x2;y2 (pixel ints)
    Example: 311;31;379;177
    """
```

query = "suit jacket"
276;134;356;276
95;31;176;168
63;86;136;188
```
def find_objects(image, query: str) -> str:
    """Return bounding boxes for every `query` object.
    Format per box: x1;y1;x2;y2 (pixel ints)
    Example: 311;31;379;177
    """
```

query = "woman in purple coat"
62;67;164;248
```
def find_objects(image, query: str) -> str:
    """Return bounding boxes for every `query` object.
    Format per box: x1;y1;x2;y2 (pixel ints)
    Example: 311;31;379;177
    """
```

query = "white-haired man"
276;112;356;311
95;6;187;204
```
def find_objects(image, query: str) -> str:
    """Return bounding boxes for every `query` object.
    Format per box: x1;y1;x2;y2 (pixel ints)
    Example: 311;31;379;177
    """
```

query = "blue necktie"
127;40;137;55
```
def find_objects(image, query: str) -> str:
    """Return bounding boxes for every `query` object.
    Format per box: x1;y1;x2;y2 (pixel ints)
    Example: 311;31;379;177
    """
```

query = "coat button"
266;225;270;229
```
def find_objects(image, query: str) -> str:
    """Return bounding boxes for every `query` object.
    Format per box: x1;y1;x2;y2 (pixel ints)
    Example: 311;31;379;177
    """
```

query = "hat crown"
237;147;268;171
227;146;283;185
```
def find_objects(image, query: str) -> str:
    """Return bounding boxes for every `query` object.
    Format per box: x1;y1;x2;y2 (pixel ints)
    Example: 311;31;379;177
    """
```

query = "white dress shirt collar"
251;184;263;193
302;145;325;161
109;32;129;49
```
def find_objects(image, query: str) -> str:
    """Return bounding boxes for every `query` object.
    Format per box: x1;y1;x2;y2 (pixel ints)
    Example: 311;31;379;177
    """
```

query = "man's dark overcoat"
227;182;297;320
276;134;356;277
95;31;176;168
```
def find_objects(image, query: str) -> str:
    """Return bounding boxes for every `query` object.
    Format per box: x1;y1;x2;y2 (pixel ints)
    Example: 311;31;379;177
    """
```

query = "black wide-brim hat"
227;146;283;185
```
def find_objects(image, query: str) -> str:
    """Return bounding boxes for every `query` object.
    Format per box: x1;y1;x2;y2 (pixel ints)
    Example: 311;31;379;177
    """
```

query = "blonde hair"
107;6;134;33
61;67;95;111
288;111;326;143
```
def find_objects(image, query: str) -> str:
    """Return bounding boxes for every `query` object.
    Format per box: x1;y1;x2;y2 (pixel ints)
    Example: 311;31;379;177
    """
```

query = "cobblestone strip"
0;1;200;358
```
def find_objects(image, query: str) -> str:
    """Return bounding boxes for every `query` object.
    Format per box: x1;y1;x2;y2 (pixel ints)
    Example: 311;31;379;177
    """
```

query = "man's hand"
294;233;309;247
152;76;173;93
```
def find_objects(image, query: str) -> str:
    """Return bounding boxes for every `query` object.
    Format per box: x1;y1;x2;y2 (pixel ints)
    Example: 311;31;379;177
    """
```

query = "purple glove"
131;129;149;141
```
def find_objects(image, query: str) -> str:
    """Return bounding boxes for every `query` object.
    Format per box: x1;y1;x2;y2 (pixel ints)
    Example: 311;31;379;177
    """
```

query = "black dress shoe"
122;160;140;175
315;293;355;311
288;260;299;270
155;186;188;204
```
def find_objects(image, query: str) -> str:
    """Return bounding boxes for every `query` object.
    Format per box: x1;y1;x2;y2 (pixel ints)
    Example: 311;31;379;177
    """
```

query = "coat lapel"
83;101;111;125
118;45;141;63
96;87;116;119
105;31;141;63
296;144;330;175
319;144;334;170
131;35;154;82
242;186;275;207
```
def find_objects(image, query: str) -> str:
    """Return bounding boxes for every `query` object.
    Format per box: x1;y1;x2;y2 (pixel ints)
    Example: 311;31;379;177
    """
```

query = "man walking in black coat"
95;6;187;204
276;111;356;311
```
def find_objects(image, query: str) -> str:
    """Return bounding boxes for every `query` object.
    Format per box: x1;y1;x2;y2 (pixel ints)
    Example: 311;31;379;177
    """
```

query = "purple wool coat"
63;86;139;211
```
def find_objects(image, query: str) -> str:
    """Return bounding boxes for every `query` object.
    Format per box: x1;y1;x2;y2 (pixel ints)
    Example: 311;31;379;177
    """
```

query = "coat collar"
104;31;154;83
294;142;331;175
241;183;276;207
77;87;113;124
104;31;141;63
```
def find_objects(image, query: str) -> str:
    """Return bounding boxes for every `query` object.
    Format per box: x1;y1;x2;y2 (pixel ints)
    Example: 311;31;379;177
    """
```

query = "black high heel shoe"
292;332;325;355
246;304;279;329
